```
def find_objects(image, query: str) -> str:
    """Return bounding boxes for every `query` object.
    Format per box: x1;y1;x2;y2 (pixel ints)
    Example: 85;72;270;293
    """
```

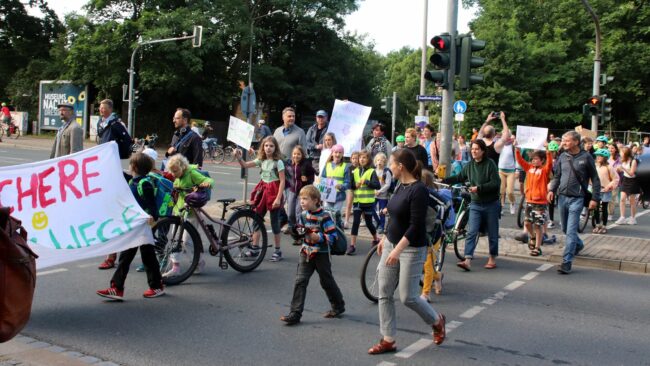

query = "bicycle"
0;117;20;139
516;195;526;229
203;139;225;163
151;189;268;286
132;134;159;153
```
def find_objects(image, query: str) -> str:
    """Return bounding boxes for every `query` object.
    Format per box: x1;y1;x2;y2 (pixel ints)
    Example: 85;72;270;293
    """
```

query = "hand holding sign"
227;116;255;150
516;125;548;150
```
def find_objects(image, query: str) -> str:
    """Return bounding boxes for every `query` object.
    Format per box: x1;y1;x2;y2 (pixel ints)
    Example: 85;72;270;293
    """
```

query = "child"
515;146;553;256
320;144;351;225
164;154;214;276
285;145;315;245
392;135;405;152
373;153;392;234
593;148;619;233
96;153;165;300
348;150;380;255
323;132;337;150
344;151;360;229
280;185;345;325
420;170;443;302
237;136;286;261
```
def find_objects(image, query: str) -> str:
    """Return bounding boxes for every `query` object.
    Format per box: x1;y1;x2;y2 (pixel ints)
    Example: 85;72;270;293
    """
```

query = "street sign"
453;100;467;114
240;85;256;118
454;113;464;122
417;95;442;102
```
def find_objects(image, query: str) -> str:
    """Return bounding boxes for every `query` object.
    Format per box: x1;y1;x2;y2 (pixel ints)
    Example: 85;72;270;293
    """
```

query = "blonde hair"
373;152;387;166
405;128;418;138
166;154;189;174
299;185;321;203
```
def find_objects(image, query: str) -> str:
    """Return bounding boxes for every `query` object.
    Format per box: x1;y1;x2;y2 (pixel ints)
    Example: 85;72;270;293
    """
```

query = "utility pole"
418;0;428;117
391;92;397;143
438;0;458;178
581;0;601;132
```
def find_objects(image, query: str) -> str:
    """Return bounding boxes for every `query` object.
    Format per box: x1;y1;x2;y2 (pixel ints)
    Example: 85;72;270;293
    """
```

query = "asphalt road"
3;145;650;365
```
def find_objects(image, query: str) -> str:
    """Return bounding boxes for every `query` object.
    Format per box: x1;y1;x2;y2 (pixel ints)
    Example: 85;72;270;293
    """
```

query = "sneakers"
98;258;115;270
323;308;345;318
143;287;165;298
614;216;627;225
627;217;637;225
557;262;572;274
97;286;124;301
346;245;356;255
135;264;145;272
270;250;283;262
509;203;516;215
242;246;261;261
547;221;555;229
608;215;614;221
162;264;180;278
194;259;206;274
280;312;301;325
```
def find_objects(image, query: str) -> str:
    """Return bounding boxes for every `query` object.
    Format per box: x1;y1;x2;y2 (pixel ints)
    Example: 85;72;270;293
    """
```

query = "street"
2;144;650;366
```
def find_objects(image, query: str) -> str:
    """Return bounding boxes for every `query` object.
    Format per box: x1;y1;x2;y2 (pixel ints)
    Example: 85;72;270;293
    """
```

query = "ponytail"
412;160;422;180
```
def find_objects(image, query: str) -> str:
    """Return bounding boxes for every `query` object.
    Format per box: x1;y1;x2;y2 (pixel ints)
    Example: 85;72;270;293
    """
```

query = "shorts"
525;203;547;226
621;176;640;195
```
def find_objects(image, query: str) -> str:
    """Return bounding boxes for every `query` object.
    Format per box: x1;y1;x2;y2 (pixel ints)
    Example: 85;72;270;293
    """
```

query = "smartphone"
492;112;500;118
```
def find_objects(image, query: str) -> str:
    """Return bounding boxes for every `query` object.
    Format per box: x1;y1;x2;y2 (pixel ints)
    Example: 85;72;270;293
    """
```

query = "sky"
40;0;476;55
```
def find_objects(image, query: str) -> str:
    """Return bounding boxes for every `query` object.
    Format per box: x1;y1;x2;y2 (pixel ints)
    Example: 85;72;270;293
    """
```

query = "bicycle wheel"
578;208;591;233
453;210;468;261
152;217;202;286
213;147;225;163
222;209;268;272
11;127;20;139
434;235;448;273
224;146;236;162
516;196;525;228
360;244;380;303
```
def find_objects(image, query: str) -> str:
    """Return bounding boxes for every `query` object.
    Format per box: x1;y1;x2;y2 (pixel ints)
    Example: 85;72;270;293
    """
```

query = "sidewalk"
0;335;118;366
0;136;97;151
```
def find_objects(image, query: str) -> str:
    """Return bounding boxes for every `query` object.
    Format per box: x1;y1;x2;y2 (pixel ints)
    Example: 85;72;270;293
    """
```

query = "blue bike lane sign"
453;100;467;114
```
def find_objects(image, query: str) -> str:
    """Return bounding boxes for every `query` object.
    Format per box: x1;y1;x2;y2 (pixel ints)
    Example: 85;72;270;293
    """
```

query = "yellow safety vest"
325;162;348;187
353;168;376;204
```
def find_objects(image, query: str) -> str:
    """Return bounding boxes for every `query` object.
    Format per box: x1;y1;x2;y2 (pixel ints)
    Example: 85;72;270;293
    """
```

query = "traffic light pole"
581;0;601;132
418;0;428;117
391;92;397;143
438;0;458;178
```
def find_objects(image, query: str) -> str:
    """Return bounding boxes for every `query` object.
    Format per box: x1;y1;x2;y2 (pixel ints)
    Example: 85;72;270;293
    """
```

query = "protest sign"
415;116;429;129
0;143;153;269
317;178;338;203
227;116;255;150
328;99;372;157
575;126;597;140
516;125;548;150
318;148;332;180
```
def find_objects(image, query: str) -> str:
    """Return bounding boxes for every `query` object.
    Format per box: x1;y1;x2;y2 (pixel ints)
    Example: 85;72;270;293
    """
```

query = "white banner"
328;99;371;157
317;178;338;203
0;142;153;269
318;148;332;179
227;116;255;150
516;125;548;150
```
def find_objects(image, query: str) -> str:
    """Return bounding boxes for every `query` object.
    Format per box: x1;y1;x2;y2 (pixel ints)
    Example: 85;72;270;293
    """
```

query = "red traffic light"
588;96;600;106
431;35;450;51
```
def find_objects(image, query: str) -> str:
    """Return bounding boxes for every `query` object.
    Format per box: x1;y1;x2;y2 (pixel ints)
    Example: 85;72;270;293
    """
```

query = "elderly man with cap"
306;109;330;172
50;102;83;158
365;122;393;159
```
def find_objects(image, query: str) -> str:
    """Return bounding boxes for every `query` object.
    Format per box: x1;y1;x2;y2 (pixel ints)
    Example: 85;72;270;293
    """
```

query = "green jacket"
173;165;214;213
444;158;501;203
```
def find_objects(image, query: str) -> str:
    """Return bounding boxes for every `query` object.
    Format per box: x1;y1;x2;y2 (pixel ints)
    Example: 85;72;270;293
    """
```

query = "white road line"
206;171;232;175
537;263;554;271
521;271;540;281
606;208;650;230
37;268;68;276
77;263;98;268
493;291;508;299
1;157;29;161
394;338;431;359
503;280;526;291
481;298;497;305
459;306;485;319
377;362;397;366
446;320;463;333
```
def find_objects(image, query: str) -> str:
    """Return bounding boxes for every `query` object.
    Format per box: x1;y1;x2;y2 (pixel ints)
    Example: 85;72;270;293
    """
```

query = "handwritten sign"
227;116;255;150
0;142;153;269
516;125;548;150
328;99;372;157
317;148;332;180
317;178;338;203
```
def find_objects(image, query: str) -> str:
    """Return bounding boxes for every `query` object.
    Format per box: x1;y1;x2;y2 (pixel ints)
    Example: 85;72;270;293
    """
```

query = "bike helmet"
1;102;5;107
596;135;609;143
396;135;405;143
185;189;210;208
548;141;560;152
594;148;610;158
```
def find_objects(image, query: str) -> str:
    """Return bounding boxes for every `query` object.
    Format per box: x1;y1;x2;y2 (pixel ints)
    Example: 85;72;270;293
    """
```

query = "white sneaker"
608;215;614;221
193;259;206;274
510;203;516;215
547;221;555;229
614;217;627;225
627;217;637;225
162;265;180;277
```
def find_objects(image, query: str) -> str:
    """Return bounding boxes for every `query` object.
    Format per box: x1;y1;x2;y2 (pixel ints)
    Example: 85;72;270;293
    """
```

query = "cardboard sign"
317;178;338;203
516;125;548;150
0;143;153;269
328;99;372;157
227;116;255;150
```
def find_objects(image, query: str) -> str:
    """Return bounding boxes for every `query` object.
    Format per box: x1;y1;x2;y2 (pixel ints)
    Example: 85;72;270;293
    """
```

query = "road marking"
481;298;497;305
537;263;554;271
206;170;232;175
37;268;68;276
377;362;397;366
521;271;540;281
446;320;463;333
77;263;98;268
395;338;431;359
492;291;508;299
459;306;485;319
1;156;29;161
606;208;650;230
503;280;526;291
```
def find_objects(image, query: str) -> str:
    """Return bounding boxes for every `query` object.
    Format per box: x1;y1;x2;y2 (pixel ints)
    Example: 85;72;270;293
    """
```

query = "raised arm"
493;112;511;153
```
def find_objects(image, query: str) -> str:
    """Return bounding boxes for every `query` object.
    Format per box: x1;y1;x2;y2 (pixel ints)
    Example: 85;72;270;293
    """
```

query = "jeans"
289;253;345;317
285;189;302;229
558;195;584;264
112;244;162;291
464;200;500;259
378;239;439;338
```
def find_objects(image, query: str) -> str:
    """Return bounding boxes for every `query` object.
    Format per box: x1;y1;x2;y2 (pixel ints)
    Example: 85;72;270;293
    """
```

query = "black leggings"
593;201;609;226
351;205;376;236
548;195;557;221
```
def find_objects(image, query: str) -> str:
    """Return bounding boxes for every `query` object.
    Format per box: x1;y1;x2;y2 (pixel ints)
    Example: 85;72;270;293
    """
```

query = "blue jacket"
97;113;126;145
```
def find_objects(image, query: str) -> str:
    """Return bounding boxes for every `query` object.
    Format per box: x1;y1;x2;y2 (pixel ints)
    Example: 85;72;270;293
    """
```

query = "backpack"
111;120;133;160
0;207;38;343
137;173;174;217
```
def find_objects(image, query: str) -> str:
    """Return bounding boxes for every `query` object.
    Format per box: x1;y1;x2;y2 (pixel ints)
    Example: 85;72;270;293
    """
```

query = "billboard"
38;81;88;134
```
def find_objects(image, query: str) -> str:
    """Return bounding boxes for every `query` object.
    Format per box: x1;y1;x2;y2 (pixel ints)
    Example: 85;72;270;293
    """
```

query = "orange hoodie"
515;149;553;205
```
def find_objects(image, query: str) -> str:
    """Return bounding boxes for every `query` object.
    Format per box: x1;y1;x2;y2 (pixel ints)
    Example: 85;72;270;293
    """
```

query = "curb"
0;335;120;366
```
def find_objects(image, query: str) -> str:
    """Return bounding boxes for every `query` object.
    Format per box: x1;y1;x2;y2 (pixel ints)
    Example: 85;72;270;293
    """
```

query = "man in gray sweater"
548;131;601;274
273;107;307;159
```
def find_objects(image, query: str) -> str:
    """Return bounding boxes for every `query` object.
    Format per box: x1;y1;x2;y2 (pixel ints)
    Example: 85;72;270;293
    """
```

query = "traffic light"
381;96;392;113
425;33;452;88
458;35;486;90
587;96;600;115
600;95;612;125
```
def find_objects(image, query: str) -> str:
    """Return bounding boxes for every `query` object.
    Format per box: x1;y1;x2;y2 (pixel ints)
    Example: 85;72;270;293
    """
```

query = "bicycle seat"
217;198;236;204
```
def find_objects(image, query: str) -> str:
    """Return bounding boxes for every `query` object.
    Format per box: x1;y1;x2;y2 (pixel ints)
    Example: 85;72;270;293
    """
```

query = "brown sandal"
368;339;397;355
433;314;447;345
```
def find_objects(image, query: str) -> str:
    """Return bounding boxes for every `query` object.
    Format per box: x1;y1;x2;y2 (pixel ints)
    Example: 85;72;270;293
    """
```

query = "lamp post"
580;0;601;132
